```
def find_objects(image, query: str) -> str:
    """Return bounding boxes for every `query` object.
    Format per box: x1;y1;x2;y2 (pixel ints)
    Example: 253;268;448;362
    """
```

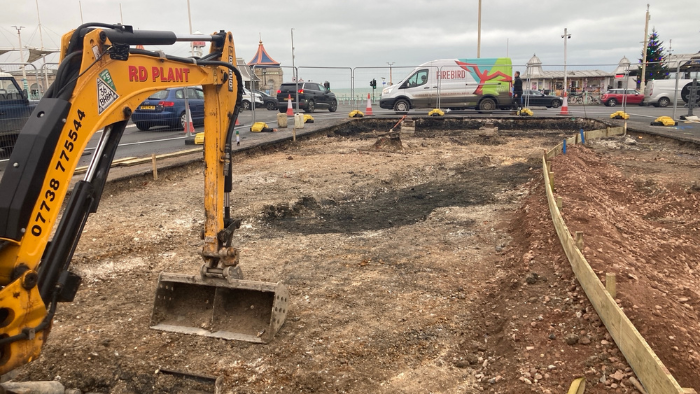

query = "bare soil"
12;125;700;393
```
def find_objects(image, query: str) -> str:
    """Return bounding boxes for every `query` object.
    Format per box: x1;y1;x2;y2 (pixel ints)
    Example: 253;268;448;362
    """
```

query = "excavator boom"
0;24;287;375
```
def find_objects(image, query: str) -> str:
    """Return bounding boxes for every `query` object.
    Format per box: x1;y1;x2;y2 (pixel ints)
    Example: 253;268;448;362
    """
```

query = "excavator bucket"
150;273;289;343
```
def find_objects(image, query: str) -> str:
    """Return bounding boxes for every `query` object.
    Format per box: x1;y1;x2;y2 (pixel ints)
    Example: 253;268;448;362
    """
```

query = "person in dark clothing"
513;71;523;109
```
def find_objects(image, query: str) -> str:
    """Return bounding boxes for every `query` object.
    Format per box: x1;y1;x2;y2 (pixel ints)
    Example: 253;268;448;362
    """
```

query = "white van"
379;58;513;113
643;79;699;107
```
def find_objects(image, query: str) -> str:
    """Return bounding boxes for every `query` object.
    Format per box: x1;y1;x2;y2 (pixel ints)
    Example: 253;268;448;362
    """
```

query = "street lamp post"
640;4;651;93
387;62;395;85
291;28;298;113
12;26;27;92
561;28;571;108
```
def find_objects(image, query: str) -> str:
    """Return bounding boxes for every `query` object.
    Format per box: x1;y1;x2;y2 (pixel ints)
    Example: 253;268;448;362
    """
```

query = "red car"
602;89;644;107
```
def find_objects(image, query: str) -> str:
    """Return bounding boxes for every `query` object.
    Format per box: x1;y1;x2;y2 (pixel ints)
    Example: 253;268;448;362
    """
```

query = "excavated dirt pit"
10;124;700;394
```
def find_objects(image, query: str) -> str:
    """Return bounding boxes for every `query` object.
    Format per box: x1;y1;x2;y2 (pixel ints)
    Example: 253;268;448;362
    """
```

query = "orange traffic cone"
235;117;241;126
365;93;373;116
559;91;569;116
286;94;294;116
183;106;195;135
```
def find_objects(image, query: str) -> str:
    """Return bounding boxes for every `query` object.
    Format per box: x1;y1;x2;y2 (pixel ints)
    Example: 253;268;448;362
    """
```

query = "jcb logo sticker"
97;70;119;114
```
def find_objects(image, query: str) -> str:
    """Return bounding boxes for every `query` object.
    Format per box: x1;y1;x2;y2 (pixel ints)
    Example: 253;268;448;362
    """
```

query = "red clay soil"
549;139;700;390
474;136;700;393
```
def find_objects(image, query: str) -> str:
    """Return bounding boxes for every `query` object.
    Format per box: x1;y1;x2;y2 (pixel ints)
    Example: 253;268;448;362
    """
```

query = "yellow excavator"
0;24;288;375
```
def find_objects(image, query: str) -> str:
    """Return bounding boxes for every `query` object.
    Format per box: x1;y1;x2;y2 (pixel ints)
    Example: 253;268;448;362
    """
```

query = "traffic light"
370;79;376;89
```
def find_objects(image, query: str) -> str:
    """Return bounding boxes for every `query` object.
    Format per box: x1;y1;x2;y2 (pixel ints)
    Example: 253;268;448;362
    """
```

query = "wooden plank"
74;156;138;174
118;148;202;166
609;126;624;136
542;155;688;394
587;129;606;140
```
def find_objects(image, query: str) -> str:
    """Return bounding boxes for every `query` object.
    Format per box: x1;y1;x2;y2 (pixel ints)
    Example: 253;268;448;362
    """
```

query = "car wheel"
304;100;315;113
266;101;277;111
607;98;617;107
393;99;410;113
135;122;150;131
478;98;496;111
657;97;670;107
171;111;187;130
242;100;251;110
328;100;338;112
551;100;561;108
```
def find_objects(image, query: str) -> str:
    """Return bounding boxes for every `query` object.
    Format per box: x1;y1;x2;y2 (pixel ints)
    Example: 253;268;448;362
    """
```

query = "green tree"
638;28;669;82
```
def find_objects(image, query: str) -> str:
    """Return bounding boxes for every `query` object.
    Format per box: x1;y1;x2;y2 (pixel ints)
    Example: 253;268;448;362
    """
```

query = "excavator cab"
0;24;288;374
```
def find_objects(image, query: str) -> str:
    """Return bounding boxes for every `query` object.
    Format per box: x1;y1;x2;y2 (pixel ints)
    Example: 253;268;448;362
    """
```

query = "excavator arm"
0;24;243;374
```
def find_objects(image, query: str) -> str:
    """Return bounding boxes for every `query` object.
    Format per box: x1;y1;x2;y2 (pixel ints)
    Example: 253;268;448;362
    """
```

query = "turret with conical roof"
247;38;283;93
524;54;544;78
248;39;280;68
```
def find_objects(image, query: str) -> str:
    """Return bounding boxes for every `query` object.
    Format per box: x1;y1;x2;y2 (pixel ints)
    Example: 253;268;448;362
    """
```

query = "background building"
522;54;613;96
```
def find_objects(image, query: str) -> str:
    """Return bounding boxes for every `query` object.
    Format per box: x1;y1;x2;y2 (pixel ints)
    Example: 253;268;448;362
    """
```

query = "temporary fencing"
2;58;699;159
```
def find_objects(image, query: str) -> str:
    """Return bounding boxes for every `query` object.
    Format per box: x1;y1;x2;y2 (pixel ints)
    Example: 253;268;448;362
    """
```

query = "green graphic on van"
456;58;512;95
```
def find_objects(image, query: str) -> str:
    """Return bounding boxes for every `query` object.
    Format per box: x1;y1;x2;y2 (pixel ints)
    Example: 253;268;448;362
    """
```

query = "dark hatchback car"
276;82;337;113
521;90;563;108
131;87;204;131
255;90;278;111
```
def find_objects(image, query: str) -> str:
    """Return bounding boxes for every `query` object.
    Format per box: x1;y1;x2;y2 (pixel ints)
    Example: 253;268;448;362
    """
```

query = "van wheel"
393;99;410;113
242;100;251;110
478;98;496;111
657;97;670;107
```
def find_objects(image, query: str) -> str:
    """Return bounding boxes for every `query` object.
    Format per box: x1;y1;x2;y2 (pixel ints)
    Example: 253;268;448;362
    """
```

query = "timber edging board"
542;126;697;394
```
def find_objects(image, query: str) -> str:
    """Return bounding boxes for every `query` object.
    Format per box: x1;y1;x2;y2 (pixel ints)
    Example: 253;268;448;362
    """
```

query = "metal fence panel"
0;64;42;158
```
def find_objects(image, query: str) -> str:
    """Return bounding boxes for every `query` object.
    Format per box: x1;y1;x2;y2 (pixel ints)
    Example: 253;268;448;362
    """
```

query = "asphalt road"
1;101;699;177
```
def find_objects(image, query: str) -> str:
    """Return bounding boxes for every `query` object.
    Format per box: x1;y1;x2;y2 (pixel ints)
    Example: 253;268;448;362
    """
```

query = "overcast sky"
1;0;698;80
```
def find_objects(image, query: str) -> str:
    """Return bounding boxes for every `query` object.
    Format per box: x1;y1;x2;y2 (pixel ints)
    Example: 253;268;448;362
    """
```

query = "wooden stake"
575;231;584;250
556;196;563;209
548;171;554;190
151;153;158;181
293;127;296;142
606;273;617;298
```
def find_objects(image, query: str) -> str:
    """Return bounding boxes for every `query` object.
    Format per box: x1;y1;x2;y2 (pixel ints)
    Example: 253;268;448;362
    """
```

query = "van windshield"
404;69;429;88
